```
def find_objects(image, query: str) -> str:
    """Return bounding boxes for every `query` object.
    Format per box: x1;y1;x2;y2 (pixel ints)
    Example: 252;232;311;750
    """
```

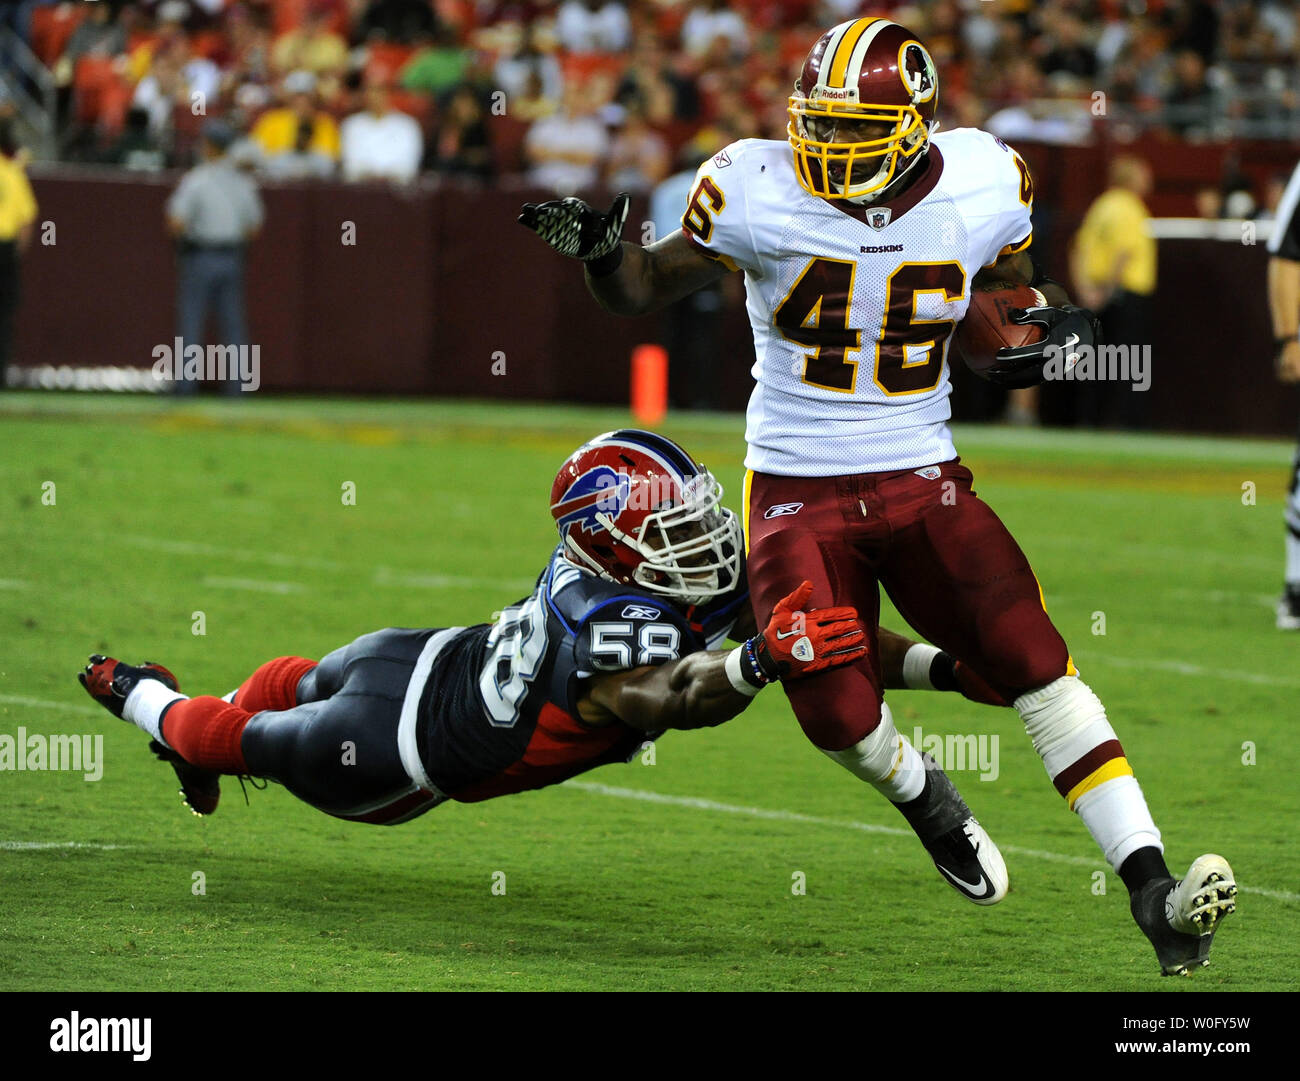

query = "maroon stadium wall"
13;152;1295;437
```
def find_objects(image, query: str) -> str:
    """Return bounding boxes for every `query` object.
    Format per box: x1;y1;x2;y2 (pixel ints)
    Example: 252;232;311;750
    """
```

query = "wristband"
901;643;941;690
585;244;624;278
724;645;763;697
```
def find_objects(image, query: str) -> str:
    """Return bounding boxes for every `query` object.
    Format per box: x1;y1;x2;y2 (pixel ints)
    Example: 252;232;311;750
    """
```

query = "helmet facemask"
580;471;742;607
788;92;931;203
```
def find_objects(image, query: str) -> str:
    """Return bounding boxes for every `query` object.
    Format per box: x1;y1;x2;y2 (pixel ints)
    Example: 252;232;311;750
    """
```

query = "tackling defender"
80;430;1004;897
519;18;1237;974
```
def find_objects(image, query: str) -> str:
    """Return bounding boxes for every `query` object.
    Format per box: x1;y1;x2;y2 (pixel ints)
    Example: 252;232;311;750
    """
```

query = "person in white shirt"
340;82;424;184
680;0;749;60
524;82;609;194
554;0;631;54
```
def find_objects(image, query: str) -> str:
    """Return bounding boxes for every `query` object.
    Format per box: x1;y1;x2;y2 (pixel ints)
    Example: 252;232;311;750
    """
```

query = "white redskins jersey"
682;128;1035;476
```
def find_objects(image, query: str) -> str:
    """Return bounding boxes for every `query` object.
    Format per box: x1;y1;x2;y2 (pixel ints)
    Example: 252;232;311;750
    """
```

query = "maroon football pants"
745;459;1072;752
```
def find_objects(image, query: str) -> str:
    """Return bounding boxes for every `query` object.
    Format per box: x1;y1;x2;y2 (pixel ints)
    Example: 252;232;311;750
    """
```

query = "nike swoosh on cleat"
937;864;995;899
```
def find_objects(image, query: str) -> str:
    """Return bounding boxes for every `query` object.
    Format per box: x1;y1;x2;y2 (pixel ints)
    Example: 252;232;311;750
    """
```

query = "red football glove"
746;581;868;683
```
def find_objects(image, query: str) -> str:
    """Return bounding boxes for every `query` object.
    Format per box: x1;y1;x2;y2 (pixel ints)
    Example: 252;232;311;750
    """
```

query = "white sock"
1285;532;1300;588
1016;676;1161;873
821;701;927;803
1074;776;1163;870
123;680;187;746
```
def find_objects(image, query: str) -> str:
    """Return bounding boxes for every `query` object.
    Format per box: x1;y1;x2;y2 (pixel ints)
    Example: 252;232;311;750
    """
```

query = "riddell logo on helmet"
813;85;858;101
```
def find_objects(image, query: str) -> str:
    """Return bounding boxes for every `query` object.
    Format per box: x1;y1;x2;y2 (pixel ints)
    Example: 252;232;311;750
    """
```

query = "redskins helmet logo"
900;42;936;104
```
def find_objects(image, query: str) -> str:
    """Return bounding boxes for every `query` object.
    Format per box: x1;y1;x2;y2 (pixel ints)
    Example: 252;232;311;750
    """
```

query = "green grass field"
1;392;1296;991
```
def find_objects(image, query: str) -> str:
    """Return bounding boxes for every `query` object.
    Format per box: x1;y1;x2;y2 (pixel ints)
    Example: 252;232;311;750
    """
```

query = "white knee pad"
821;701;902;782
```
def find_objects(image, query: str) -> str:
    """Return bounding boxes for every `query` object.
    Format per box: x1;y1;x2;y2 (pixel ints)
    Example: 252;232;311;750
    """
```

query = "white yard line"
121;534;535;593
1076;652;1300;689
3;698;1294;904
0;694;102;717
0;841;130;851
564;781;1300;904
201;575;305;595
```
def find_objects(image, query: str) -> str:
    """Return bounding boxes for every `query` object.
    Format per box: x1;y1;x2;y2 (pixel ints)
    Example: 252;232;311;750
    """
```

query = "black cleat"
1131;854;1237;976
148;739;222;816
893;755;1009;905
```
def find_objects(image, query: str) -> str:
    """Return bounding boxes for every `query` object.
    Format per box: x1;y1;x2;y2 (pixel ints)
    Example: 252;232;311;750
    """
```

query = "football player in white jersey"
520;15;1237;975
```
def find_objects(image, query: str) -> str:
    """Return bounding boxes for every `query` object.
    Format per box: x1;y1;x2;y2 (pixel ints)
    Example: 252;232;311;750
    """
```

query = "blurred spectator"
261;117;336;179
1195;186;1224;219
605;103;668;193
250;71;341;162
1039;14;1098;81
510;69;561;121
53;1;126;87
1164;50;1214;136
1070;155;1156;429
524;78;609;194
430;84;492;180
0;116;37;390
615;35;700;124
554;1;631;54
985;60;1093;145
493;23;563;107
358;0;438;43
1260;172;1293;221
166;120;263;396
680;0;749;61
105;106;168;172
223;6;275;108
271;1;348;78
399;24;474;97
340;82;423;183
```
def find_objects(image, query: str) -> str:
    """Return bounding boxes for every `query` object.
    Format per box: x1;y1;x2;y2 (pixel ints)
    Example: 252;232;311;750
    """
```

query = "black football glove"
986;304;1101;389
517;193;630;261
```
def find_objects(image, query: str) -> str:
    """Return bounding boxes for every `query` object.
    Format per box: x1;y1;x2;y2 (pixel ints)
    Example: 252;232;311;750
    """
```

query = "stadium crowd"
1;0;1298;186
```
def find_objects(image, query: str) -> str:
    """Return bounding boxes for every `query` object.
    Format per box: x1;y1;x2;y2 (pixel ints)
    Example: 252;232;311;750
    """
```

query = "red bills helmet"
549;430;742;608
788;16;939;203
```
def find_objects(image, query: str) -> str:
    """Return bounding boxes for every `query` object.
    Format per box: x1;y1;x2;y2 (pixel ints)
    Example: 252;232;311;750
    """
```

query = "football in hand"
955;281;1047;379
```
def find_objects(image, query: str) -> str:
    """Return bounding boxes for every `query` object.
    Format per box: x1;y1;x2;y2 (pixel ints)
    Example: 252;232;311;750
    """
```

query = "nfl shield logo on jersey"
865;208;892;230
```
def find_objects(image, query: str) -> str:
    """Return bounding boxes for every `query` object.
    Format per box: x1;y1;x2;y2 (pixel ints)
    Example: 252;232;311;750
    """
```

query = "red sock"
160;697;252;774
233;656;317;712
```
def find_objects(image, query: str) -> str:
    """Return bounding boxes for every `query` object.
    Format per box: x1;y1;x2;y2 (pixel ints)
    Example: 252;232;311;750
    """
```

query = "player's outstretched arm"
578;581;867;731
518;194;726;316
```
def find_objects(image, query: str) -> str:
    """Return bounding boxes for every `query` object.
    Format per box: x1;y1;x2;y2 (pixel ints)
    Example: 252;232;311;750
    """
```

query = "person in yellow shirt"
250;71;341;162
1070;156;1157;428
271;4;349;79
0;119;37;390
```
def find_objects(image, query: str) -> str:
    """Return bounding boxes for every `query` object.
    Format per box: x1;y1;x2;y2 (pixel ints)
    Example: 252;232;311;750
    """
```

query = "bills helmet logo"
552;466;630;536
